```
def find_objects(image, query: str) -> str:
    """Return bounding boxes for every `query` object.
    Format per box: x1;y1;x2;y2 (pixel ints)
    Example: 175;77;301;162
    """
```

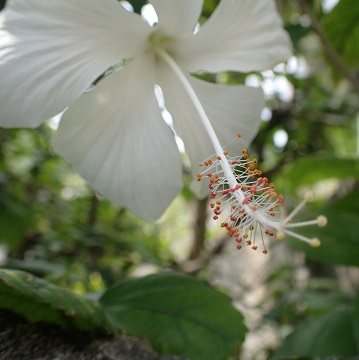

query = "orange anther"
263;249;268;254
217;156;221;160
223;151;229;156
209;192;217;199
242;196;251;205
252;246;258;250
197;174;202;181
237;133;242;138
236;245;242;250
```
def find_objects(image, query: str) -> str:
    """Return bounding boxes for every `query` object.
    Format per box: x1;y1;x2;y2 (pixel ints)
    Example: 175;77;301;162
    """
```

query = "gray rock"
0;310;184;360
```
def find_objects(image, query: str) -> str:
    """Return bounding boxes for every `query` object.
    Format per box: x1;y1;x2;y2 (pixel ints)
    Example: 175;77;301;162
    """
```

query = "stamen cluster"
197;134;326;254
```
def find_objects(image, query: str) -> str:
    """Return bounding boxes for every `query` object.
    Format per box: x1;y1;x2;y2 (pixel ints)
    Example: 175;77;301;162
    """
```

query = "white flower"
0;0;291;220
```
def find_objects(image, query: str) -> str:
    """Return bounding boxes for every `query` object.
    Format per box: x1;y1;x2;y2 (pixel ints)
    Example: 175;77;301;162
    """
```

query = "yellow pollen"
310;238;321;247
304;191;314;201
317;215;327;227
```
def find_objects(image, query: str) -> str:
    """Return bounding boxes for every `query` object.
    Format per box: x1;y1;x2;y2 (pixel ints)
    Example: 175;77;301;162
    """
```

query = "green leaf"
289;209;359;266
6;258;66;277
276;155;359;192
302;290;353;315
324;0;359;69
288;189;359;267
272;310;358;359
100;272;246;360
0;269;111;332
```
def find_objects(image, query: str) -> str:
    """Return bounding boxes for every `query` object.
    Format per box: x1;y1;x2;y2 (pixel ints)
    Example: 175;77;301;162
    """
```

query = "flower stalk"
157;49;326;254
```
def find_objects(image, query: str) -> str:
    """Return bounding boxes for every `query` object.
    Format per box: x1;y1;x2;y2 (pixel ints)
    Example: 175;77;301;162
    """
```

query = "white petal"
170;0;292;73
52;55;183;221
0;0;151;128
150;0;202;38
156;60;264;198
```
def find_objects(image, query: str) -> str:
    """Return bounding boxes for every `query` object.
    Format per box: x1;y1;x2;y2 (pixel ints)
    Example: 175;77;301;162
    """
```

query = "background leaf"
272;309;358;359
289;209;359;266
276;155;359;192
288;189;359;267
0;269;111;332
100;272;246;360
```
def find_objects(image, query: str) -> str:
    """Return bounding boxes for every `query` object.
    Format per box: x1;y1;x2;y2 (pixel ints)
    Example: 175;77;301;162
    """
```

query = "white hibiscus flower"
0;0;292;221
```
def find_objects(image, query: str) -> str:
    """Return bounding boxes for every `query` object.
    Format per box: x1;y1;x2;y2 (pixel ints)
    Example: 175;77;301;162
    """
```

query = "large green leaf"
272;310;358;359
100;272;246;360
0;269;111;332
324;0;359;69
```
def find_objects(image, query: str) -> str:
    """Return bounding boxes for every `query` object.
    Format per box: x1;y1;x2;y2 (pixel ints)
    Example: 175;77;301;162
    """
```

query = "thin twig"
183;233;230;274
188;197;208;260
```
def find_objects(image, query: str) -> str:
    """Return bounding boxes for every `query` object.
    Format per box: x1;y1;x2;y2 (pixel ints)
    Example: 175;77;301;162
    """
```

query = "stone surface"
0;310;183;360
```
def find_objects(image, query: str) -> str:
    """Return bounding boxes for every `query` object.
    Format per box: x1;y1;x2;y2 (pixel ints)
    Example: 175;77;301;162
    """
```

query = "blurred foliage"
324;0;359;70
0;268;112;332
0;0;359;359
